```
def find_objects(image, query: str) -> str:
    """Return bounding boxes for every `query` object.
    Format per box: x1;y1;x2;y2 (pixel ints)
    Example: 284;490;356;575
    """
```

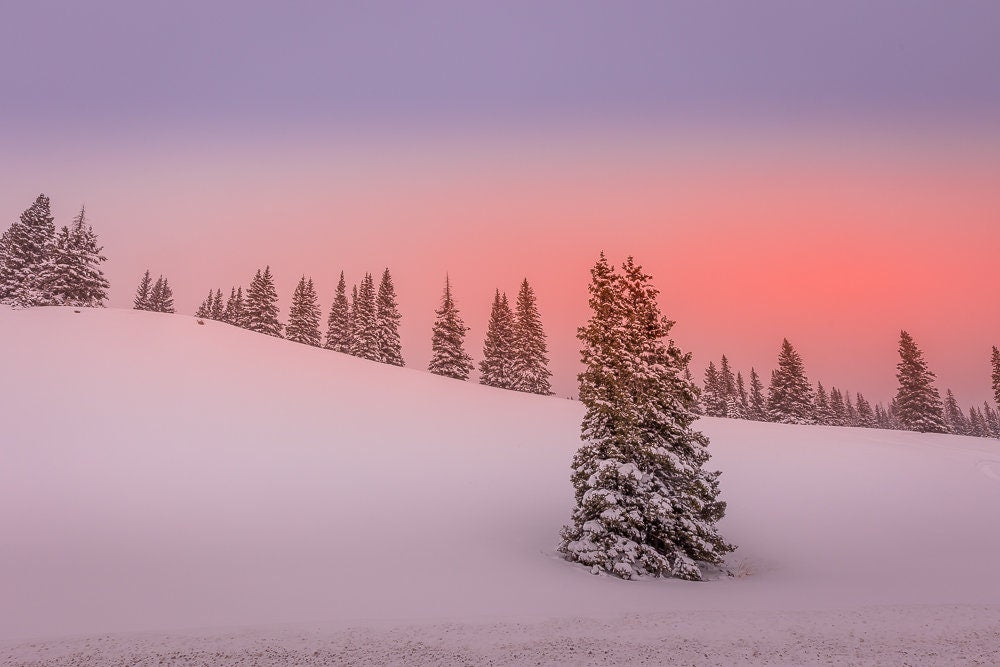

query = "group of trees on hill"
0;194;109;308
701;333;1000;439
135;266;554;394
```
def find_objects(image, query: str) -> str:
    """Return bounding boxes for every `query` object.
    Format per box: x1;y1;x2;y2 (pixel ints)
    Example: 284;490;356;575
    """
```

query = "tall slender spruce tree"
376;268;404;366
133;270;153;310
748;367;767;421
560;254;733;580
285;276;322;346
324;271;352;353
511;278;552;394
350;273;379;360
428;275;473;380
894;330;947;433
148;276;175;313
479;289;516;389
943;389;969;435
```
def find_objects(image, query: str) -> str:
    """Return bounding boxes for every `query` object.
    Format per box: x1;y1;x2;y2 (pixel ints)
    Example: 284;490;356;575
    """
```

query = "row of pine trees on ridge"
3;193;998;433
132;265;553;395
699;336;1000;439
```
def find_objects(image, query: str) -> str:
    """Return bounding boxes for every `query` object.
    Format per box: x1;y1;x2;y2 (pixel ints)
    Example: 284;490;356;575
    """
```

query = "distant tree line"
699;334;1000;439
0;194;109;308
132;266;554;395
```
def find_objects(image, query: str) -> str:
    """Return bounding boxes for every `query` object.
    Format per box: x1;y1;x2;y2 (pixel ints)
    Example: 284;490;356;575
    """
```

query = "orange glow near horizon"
1;123;997;406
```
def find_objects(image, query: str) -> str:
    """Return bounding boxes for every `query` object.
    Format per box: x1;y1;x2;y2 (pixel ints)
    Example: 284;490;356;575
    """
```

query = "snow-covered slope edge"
2;306;999;646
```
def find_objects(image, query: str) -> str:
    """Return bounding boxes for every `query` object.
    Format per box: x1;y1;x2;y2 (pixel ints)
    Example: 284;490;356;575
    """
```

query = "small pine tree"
428;275;473;380
133;270;153;310
244;266;282;336
718;355;737;417
38;207;110;307
210;289;224;320
874;403;890;429
147;275;174;313
943;389;969;435
736;371;749;418
968;406;987;437
844;390;857;426
479;289;516;389
285;275;322;346
814;382;832;425
324;271;352;353
511;278;553;395
195;290;214;318
983;402;1000;439
559;254;733;581
748;367;767;421
855;393;875;427
829;387;846;426
223;287;245;326
766;339;814;424
376;268;404;366
894;330;947;433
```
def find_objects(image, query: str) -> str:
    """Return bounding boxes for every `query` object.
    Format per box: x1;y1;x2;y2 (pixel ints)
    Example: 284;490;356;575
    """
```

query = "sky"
1;1;998;406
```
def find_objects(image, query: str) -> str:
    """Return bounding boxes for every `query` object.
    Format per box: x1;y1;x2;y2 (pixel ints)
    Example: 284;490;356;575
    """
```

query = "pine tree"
285;275;322;346
0;194;57;306
324;271;352;353
855;393;875;428
968;406;987;437
829;387;846;426
894;330;947;433
814;382;832;425
766;339;815;424
376;268;404;366
210;289;224;320
559;254;733;581
511;278;553;395
349;273;378;360
195;290;214;318
223;287;245;326
992;346;1000;411
874;403;890;429
718;355;737;417
428;275;473;380
943;389;969;435
244;266;282;336
748;367;767;421
983;402;1000;439
702;362;724;417
37;207;109;307
147;275;174;313
479;290;516;389
844;390;857;426
133;270;153;310
736;371;749;419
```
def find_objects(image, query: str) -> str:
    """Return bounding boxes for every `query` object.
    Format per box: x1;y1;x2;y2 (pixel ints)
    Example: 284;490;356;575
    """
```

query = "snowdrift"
2;306;999;642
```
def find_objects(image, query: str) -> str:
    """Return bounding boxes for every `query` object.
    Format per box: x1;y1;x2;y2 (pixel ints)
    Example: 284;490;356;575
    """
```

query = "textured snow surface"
3;306;1000;663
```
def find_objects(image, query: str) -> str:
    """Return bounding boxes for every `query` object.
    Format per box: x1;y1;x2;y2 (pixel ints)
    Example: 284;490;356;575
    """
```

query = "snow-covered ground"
2;306;999;665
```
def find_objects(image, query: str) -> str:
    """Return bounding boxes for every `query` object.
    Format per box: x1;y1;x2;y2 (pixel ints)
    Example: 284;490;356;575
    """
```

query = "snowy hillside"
3;306;999;664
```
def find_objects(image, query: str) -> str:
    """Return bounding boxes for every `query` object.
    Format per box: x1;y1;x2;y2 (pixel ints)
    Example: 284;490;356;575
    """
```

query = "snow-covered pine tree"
324;271;352;353
511;278;553;395
943;389;969;435
210;289;224;320
968;406;986;437
349;273;379;360
829;387;846;426
159;278;175;313
38;207;110;307
748;367;767;421
348;284;360;355
148;276;165;312
479;289;516;389
855;393;875;428
133;270;153;310
0;194;57;306
376;268;404;366
894;330;947;433
244;266;282;336
813;382;832;425
983;402;1000;438
992;346;1000;410
702;362;724;417
766;339;815;424
684;366;703;415
844;391;857;426
718;355;737;417
194;291;214;318
285;275;322;346
559;254;733;581
428;274;473;380
874;403;890;429
736;371;749;419
223;287;245;326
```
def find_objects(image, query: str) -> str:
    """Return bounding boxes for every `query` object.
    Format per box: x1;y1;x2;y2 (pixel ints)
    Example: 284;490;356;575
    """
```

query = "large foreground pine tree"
559;254;733;581
894;330;947;433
